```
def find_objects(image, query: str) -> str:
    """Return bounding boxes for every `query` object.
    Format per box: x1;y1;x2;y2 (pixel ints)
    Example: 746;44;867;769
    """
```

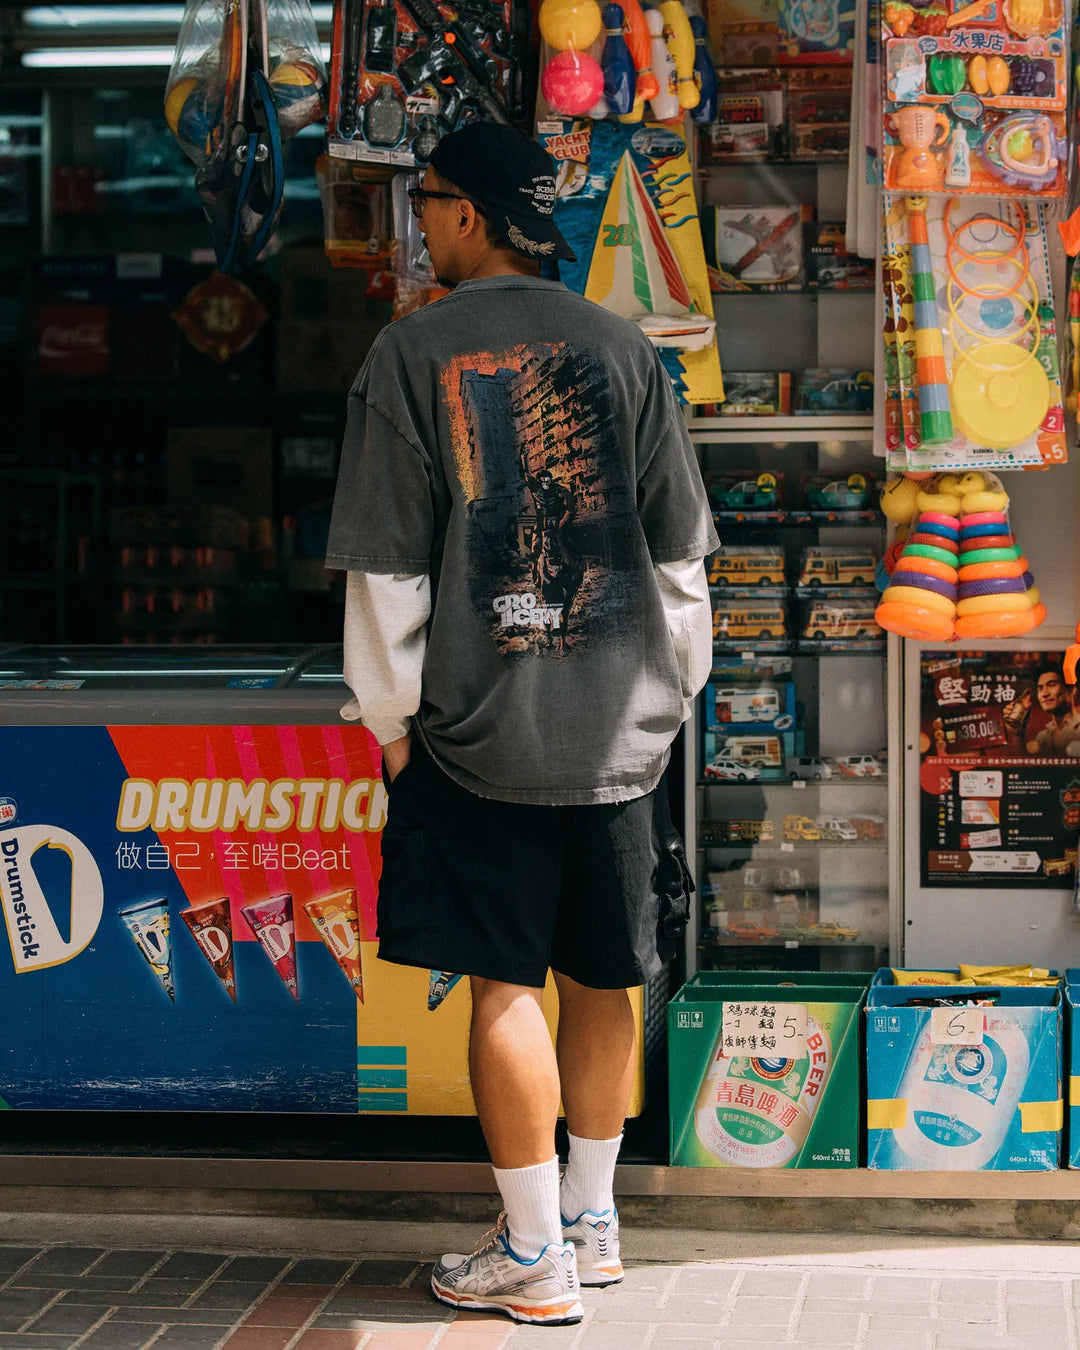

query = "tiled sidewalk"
2;1239;1080;1350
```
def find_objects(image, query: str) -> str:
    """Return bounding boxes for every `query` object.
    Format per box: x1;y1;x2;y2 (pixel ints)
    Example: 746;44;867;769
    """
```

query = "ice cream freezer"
0;644;647;1116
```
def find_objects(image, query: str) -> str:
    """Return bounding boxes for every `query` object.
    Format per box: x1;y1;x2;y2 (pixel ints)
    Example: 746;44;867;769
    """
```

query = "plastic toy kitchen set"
882;0;1067;200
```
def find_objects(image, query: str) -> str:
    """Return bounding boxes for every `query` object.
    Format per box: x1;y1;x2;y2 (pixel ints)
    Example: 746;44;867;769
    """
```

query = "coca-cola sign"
37;304;109;376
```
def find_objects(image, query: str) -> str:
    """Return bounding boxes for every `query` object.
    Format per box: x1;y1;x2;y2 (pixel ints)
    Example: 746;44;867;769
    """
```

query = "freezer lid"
0;644;343;690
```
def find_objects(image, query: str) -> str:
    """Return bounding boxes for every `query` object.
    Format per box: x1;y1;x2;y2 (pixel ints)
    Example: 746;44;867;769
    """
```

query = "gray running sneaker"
431;1214;584;1325
562;1208;623;1286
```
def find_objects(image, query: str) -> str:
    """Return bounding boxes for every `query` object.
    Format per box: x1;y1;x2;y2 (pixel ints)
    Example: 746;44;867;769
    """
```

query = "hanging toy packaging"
875;471;1047;641
881;1;1068;198
327;0;523;169
536;117;723;402
880;193;1066;472
165;0;328;271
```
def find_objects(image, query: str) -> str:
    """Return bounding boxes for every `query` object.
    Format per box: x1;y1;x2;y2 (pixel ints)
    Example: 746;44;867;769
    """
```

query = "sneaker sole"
430;1276;584;1326
578;1263;624;1287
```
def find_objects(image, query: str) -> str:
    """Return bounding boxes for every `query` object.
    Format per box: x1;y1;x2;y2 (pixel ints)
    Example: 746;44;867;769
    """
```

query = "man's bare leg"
467;976;565;1263
553;973;636;1137
554;972;634;1275
469;976;560;1167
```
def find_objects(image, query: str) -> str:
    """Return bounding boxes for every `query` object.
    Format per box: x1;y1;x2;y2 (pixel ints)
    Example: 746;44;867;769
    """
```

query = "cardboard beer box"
669;977;867;1168
866;970;1062;1171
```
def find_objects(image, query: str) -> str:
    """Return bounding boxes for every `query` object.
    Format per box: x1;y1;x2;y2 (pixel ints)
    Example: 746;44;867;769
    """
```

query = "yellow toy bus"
713;602;787;641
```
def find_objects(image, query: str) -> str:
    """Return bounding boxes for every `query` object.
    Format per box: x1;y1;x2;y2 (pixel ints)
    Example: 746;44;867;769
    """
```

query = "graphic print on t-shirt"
441;342;641;657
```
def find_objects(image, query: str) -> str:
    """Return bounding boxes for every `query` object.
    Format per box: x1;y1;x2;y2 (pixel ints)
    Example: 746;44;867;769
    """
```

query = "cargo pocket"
653;789;695;962
376;829;435;957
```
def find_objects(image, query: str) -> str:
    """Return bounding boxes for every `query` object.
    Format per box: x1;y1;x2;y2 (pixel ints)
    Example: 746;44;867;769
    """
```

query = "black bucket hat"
428;122;576;263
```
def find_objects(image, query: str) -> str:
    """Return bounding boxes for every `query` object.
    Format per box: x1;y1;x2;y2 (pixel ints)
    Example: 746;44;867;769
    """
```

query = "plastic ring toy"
904;543;962;566
955;602;1047;639
893;571;957;599
918;511;962;528
895;556;960;583
943;198;1027;268
960;521;1011;538
961;511;1010;526
959;546;1021;565
908;533;960;553
958;535;1015;552
956;587;1041;616
882;584;956;615
945;244;1030;302
915;519;961;540
958;559;1026;581
957;576;1028;597
875;601;955;641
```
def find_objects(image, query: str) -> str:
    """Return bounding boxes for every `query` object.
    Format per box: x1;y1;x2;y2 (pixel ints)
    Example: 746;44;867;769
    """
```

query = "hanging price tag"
930;1007;984;1046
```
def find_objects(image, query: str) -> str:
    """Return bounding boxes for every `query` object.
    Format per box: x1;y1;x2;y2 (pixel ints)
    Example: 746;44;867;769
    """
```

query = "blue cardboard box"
866;971;1062;1171
704;680;796;734
1065;970;1080;1167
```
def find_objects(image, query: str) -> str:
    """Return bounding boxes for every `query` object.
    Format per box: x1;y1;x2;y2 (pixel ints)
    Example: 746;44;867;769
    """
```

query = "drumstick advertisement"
918;651;1080;887
0;724;644;1116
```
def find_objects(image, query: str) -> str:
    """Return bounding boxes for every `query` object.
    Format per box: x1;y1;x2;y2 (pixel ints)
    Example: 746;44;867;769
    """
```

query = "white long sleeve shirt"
341;557;713;746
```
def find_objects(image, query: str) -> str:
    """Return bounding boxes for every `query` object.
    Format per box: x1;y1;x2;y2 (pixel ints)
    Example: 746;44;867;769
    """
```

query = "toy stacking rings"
961;521;1013;539
955;604;1047;639
960;535;1016;552
958;558;1029;581
959;546;1021;565
882;584;955;615
896;556;958;583
958;576;1028;597
908;532;959;552
894;571;957;599
957;587;1042;616
875;601;956;642
960;511;1009;527
918;511;962;529
916;519;961;540
905;543;961;566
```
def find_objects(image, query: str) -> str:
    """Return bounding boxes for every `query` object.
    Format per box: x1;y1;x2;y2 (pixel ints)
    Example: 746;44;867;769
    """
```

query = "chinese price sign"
720;1001;808;1058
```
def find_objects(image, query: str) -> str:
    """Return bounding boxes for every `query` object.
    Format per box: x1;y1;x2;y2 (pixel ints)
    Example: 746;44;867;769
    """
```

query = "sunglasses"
408;187;487;219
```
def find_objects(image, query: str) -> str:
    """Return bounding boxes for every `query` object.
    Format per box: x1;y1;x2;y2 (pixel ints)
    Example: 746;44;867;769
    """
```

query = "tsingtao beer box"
669;974;868;1168
866;972;1063;1171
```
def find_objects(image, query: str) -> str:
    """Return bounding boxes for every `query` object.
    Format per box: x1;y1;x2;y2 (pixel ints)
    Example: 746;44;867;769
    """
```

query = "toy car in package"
327;0;522;169
165;0;328;271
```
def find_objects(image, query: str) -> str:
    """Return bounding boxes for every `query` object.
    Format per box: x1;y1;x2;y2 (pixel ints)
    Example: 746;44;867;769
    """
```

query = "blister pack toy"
536;116;723;402
881;0;1068;197
327;0;525;169
881;193;1066;470
702;203;813;292
778;0;855;63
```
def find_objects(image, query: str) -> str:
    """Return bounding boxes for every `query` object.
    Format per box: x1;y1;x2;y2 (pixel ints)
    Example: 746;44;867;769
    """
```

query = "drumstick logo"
0;824;104;972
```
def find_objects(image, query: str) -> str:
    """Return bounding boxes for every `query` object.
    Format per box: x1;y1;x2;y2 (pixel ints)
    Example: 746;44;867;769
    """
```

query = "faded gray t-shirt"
326;275;718;805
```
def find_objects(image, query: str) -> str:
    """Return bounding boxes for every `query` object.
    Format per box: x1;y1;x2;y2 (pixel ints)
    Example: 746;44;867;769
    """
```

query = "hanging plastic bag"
165;0;328;273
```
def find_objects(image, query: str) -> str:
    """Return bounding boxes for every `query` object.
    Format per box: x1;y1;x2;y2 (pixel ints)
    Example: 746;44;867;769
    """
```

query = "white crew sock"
492;1156;564;1261
560;1131;623;1223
